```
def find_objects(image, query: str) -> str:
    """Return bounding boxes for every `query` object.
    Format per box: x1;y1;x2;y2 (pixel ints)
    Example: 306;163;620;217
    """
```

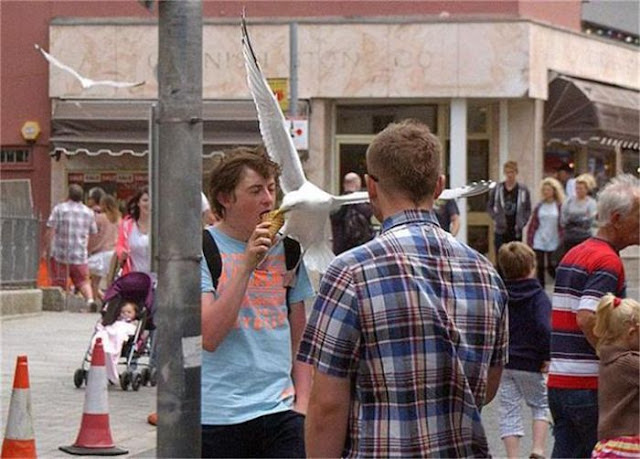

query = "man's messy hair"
207;146;281;219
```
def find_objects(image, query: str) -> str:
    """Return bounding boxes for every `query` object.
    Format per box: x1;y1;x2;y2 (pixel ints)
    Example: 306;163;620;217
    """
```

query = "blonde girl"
87;194;122;302
591;294;640;458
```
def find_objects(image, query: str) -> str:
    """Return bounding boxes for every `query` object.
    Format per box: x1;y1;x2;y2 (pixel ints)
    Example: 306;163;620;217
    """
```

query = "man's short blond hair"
503;160;518;173
498;242;536;280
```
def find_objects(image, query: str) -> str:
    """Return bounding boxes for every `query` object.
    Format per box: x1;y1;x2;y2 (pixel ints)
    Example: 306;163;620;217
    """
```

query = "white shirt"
128;223;150;273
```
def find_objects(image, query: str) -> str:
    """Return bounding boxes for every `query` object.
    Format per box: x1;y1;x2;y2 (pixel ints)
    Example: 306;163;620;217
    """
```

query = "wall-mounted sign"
267;77;289;113
288;118;308;150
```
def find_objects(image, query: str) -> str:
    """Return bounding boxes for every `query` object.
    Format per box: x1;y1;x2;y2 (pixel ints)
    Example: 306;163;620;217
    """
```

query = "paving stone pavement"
1;312;156;458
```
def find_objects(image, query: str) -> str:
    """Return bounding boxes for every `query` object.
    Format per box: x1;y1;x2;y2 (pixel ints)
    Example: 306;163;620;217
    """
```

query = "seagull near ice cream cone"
241;14;495;272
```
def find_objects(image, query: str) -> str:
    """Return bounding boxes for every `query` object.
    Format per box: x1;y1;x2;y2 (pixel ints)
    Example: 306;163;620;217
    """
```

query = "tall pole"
156;1;202;456
289;22;298;117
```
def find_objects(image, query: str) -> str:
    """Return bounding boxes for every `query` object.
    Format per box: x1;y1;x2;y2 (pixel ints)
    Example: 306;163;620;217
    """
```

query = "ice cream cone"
262;209;285;239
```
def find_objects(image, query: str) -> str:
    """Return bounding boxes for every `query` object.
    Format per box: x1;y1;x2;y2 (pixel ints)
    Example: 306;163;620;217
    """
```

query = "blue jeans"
548;388;598;458
202;410;305;458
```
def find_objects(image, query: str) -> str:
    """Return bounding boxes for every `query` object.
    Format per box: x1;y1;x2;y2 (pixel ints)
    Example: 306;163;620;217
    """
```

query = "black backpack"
343;205;374;250
202;230;302;311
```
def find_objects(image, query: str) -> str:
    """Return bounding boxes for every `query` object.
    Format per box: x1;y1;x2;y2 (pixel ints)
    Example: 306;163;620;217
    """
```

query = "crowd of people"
195;122;637;459
44;120;638;458
44;185;153;311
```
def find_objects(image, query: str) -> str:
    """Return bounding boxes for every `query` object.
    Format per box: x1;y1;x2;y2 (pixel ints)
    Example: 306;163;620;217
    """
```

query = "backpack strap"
283;236;301;273
282;237;302;314
202;230;302;294
202;229;222;290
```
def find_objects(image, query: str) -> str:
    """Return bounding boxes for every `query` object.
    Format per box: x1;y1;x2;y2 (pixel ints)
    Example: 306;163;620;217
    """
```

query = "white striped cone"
59;338;127;456
1;355;36;458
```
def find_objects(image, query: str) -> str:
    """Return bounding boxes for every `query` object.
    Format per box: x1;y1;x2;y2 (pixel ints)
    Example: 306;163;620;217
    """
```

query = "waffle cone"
262;209;285;239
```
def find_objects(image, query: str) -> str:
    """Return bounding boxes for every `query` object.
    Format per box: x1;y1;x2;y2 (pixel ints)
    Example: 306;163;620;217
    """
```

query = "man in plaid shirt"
298;120;508;457
46;184;98;308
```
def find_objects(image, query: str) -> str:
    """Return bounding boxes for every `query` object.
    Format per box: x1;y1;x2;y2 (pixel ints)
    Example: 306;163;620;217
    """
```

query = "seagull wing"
330;191;370;210
241;15;306;194
438;180;496;200
35;44;89;87
83;79;145;89
35;44;145;89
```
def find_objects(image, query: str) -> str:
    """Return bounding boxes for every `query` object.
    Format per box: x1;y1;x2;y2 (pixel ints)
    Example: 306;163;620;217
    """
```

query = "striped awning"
50;99;308;157
544;74;639;151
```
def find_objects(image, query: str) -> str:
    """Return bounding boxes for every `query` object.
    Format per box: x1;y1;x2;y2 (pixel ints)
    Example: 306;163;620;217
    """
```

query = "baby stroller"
73;271;157;391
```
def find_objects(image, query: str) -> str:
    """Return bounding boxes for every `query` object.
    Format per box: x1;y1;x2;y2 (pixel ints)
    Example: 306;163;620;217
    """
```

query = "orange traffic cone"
1;355;36;458
59;339;127;456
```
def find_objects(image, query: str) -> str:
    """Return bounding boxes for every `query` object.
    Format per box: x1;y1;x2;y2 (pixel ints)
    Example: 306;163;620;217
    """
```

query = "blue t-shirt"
200;227;315;425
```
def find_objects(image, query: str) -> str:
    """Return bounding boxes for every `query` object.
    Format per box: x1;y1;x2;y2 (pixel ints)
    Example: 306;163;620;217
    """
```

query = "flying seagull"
35;44;145;89
241;16;494;271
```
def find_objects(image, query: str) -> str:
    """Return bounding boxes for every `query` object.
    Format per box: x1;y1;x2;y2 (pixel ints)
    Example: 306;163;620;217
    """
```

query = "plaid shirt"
47;200;97;264
298;210;508;458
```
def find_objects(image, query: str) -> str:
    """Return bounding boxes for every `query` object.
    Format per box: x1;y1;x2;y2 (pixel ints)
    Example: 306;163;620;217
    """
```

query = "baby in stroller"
75;271;155;390
92;298;140;384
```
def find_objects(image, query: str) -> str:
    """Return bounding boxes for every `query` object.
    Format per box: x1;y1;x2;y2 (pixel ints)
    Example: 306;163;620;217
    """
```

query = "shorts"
498;368;550;438
88;250;115;277
49;258;90;290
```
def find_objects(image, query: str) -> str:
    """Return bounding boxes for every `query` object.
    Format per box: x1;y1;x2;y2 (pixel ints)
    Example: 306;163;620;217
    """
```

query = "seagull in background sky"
241;15;494;272
35;44;145;89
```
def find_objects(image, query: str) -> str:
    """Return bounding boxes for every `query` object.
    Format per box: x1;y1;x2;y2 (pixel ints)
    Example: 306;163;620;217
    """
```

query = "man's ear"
365;175;378;201
217;191;232;209
434;174;445;199
610;211;622;227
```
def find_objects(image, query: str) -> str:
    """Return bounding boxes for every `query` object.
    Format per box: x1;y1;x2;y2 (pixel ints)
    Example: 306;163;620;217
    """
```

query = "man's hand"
243;221;273;272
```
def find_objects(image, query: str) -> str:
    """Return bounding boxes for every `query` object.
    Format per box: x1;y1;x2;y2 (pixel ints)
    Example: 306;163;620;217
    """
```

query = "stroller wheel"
149;367;158;387
141;368;151;386
131;372;143;391
120;371;131;391
73;369;85;388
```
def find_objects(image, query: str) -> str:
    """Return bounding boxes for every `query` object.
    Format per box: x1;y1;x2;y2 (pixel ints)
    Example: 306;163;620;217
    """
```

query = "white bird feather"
35;44;145;89
241;16;495;271
242;17;365;272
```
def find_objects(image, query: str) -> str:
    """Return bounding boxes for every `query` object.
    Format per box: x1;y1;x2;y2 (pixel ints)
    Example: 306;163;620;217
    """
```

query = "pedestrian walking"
548;174;640;458
434;197;460;236
330;172;374;254
526;177;565;288
497;242;551;459
45;184;98;310
560;174;597;253
116;187;151;276
299;120;508;457
200;147;315;458
88;194;121;302
488;160;532;251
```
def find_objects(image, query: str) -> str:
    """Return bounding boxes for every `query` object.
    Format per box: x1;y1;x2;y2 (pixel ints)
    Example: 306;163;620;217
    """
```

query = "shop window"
467;139;490;212
1;147;32;169
622;149;640;177
467;105;488;135
337;143;369;191
337;105;438;135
